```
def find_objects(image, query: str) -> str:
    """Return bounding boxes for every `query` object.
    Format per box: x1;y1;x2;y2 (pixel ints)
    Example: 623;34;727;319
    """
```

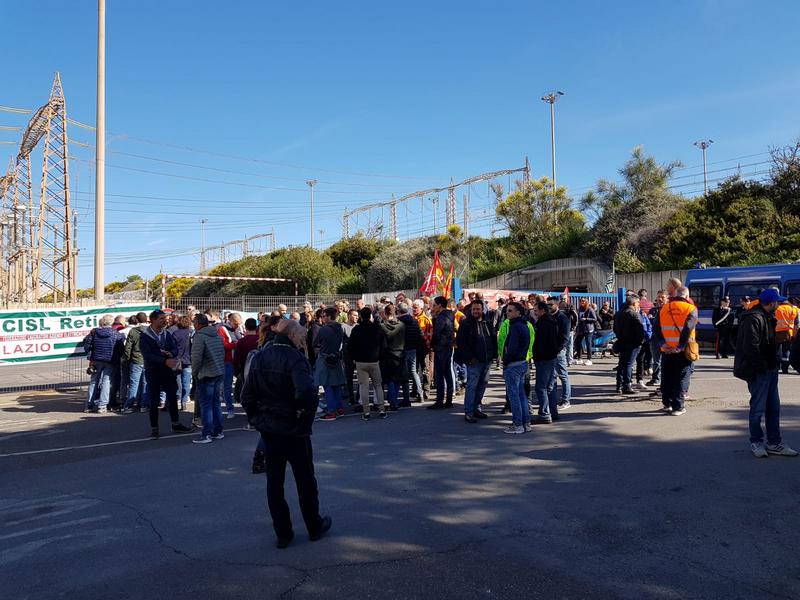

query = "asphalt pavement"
1;356;798;600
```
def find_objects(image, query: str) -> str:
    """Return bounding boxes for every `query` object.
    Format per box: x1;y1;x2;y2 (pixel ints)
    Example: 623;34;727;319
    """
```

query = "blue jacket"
170;327;193;368
83;327;123;363
639;312;653;342
503;316;531;365
432;309;455;352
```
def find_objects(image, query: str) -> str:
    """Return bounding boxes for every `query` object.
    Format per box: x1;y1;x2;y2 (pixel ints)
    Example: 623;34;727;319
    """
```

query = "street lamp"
541;91;564;193
306;179;317;248
693;139;714;194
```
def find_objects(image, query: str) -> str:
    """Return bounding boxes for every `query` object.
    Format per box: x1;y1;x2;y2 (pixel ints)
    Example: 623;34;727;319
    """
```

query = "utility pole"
693;139;714;194
199;218;207;273
431;196;439;233
306;179;317;247
541;91;564;194
94;0;106;302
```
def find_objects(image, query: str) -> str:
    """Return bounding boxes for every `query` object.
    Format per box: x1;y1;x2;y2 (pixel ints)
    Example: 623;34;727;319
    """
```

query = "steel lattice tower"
1;73;75;304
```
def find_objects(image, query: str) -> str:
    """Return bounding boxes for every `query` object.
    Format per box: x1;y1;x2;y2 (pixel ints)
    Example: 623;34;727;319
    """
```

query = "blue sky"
2;1;799;287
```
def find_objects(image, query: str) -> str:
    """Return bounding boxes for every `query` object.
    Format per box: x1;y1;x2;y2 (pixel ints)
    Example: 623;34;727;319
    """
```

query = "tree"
366;236;468;292
581;146;684;267
495;177;585;249
325;233;387;272
184;246;337;296
651;178;800;269
770;140;800;214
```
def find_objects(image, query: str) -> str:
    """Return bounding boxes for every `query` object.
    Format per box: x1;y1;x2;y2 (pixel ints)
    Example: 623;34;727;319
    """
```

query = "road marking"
0;427;253;458
0;429;65;442
3;497;101;526
0;515;111;541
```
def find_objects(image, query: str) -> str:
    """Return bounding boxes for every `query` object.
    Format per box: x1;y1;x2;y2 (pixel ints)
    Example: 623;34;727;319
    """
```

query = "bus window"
785;281;800;299
726;281;780;306
688;284;722;310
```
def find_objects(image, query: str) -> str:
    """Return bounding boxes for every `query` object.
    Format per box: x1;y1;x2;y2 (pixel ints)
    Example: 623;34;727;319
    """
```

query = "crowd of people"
78;279;799;547
82;279;800;454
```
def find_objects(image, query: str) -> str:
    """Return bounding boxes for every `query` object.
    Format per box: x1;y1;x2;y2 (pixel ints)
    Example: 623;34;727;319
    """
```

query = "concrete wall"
471;259;688;295
471;258;612;292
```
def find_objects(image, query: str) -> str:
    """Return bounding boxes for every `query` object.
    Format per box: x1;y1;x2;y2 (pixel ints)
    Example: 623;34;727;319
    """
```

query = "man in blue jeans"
428;296;455;410
455;299;498;424
397;303;425;406
501;302;531;434
734;288;798;458
550;299;572;412
533;302;561;425
613;295;645;394
190;313;226;444
83;315;124;414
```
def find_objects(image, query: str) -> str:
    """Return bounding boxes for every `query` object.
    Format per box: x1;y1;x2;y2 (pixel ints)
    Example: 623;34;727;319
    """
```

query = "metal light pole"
306;179;317;247
693;139;714;194
541;91;564;193
199;218;208;273
94;0;106;302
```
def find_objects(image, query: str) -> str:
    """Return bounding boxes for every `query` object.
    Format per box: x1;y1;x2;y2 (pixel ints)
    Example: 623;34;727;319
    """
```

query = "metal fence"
164;294;364;315
0;357;90;394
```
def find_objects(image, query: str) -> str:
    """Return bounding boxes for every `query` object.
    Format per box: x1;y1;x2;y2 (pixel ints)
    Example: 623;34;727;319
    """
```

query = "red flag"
563;287;570;305
419;249;445;297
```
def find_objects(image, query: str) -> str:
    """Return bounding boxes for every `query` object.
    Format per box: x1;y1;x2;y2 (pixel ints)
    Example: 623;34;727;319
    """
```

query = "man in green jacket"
497;317;534;414
122;312;149;413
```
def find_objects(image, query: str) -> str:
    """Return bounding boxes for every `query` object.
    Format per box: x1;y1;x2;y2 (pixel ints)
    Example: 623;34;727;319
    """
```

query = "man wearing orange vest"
774;297;799;374
652;286;697;416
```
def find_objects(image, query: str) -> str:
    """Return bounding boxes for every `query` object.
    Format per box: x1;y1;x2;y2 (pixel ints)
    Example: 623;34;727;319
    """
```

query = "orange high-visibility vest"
775;303;799;336
659;299;696;348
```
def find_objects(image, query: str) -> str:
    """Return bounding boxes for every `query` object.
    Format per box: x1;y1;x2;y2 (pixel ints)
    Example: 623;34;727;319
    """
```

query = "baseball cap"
759;289;786;304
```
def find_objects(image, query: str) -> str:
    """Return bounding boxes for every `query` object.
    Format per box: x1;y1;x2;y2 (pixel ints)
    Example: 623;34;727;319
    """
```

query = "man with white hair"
242;319;332;548
83;315;124;413
653;286;697;416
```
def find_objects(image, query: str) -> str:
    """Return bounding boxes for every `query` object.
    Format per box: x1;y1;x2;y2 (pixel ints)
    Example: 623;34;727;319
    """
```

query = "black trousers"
146;368;179;428
716;328;733;358
261;433;323;539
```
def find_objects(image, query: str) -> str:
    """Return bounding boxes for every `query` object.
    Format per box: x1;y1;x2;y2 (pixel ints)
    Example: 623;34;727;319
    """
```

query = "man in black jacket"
241;319;332;548
430;296;455;409
734;289;798;458
455;300;497;423
397;302;425;406
533;302;562;424
139;310;192;439
712;297;735;359
613;296;645;395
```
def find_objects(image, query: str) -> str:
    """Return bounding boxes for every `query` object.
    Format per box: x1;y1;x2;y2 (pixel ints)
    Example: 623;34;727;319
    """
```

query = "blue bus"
685;263;800;342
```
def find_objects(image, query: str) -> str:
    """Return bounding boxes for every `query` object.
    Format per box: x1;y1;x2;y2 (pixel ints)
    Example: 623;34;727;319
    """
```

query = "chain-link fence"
165;295;364;315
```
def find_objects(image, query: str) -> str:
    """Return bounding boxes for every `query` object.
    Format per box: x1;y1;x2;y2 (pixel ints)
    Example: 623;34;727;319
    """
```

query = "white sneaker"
751;442;768;458
523;423;532;433
192;435;213;444
671;408;686;416
765;443;799;457
575;359;584;365
584;360;593;366
212;432;225;440
503;425;525;435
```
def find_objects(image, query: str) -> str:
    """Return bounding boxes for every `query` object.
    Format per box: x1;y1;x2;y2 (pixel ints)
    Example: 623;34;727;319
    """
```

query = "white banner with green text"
0;304;159;365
